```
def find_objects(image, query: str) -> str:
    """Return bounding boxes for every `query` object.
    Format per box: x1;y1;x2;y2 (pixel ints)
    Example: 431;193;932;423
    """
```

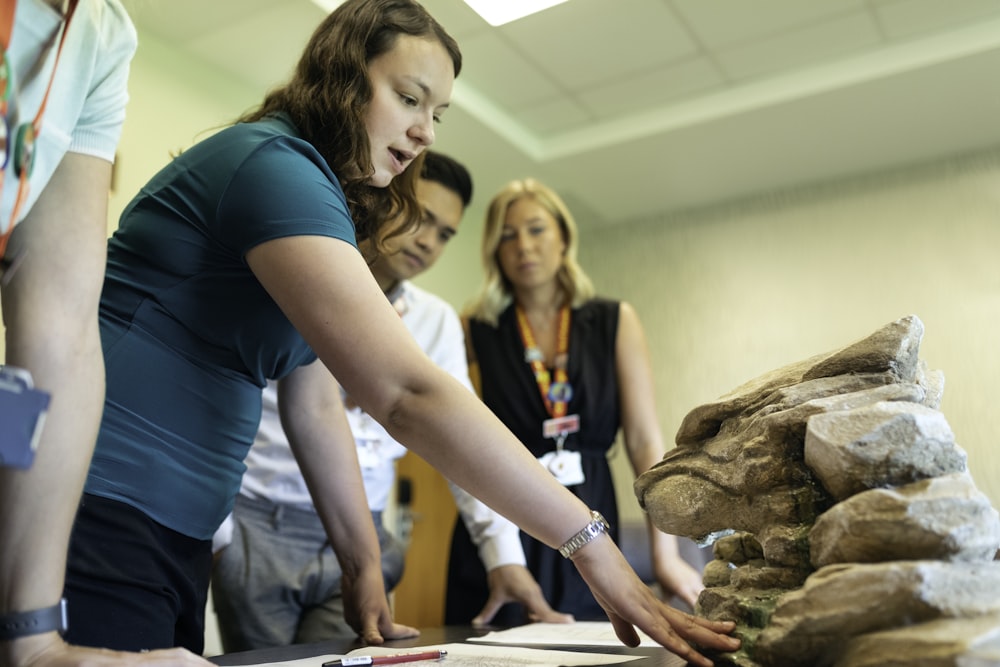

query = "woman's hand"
572;536;740;667
473;565;575;627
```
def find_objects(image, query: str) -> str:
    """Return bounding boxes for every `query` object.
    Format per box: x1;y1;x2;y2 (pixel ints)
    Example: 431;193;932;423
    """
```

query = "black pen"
322;649;447;667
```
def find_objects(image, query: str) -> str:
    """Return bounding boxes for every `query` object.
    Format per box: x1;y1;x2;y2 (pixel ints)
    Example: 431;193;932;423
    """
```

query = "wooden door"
391;451;457;627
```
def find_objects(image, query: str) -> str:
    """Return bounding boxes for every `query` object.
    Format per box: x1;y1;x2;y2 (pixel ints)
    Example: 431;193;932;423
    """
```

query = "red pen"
322;649;448;667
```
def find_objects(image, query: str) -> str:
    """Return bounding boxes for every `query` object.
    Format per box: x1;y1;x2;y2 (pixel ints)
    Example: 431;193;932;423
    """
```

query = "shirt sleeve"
449;482;527;570
69;0;137;161
217;136;357;256
417;293;473;393
212;513;235;553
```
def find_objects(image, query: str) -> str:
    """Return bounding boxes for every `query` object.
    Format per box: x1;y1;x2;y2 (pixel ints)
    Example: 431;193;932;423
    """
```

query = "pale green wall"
107;32;262;231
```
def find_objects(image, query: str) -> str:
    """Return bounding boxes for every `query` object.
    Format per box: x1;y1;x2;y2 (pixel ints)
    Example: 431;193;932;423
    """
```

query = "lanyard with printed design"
0;0;78;277
514;305;580;448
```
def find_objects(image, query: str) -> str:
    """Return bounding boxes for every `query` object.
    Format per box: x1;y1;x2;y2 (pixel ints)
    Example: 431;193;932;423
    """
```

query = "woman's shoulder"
576;297;620;317
573;298;622;341
198;117;341;191
219;115;307;153
86;0;138;53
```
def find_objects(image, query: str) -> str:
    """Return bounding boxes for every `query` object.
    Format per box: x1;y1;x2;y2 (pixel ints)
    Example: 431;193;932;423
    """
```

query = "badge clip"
0;366;51;469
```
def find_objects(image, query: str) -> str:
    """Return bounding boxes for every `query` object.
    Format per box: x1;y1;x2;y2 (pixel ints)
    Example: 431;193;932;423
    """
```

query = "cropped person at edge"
0;2;209;667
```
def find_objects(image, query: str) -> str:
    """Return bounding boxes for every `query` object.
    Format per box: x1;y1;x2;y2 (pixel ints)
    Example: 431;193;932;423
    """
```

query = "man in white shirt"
210;151;570;651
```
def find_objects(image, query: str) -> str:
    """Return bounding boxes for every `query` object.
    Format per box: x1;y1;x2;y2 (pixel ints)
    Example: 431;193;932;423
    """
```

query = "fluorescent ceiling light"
462;0;570;26
309;0;344;13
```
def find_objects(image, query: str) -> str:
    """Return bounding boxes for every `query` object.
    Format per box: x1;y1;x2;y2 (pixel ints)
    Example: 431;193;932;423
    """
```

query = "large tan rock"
804;401;967;500
754;561;1000;667
672;315;925;446
635;315;1000;667
810;473;1000;566
635;317;938;542
637;381;931;541
834;612;1000;667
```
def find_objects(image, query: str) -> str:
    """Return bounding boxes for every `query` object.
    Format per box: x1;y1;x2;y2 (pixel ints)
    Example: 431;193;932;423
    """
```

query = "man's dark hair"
422;151;473;208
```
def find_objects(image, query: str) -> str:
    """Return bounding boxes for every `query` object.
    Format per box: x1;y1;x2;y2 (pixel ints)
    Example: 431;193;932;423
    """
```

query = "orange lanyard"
0;0;78;262
515;305;572;418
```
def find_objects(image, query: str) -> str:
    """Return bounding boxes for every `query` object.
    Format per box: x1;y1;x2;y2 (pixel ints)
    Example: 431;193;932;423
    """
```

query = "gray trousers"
210;494;405;652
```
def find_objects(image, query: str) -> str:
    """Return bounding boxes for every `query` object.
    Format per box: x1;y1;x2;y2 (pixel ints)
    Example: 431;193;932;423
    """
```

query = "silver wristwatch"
558;510;610;558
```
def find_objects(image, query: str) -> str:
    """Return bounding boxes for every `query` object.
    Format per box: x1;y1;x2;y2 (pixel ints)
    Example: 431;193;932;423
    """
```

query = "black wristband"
0;599;68;641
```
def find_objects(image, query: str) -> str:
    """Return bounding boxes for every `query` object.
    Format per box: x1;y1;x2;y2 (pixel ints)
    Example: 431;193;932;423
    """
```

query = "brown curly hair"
238;0;461;252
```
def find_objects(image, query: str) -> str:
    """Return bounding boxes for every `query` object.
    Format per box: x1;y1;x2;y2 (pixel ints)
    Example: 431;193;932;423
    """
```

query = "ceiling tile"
874;0;1000;40
715;11;881;82
419;0;492;40
457;31;564;111
183;4;323;92
498;0;699;90
576;57;726;120
671;0;867;49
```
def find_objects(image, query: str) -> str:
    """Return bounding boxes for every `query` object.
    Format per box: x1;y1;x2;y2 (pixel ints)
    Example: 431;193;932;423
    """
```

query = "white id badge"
537;449;585;487
0;366;51;469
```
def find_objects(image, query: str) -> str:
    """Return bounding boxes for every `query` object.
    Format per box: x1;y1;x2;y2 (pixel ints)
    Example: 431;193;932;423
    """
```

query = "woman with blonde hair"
465;179;594;325
447;178;705;625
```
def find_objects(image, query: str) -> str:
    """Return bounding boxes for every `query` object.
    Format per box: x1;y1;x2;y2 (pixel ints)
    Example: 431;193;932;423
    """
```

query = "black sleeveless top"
446;298;622;622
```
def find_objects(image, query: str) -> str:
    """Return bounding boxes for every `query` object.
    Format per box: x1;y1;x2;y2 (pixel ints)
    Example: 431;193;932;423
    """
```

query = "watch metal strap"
0;598;68;641
559;510;610;558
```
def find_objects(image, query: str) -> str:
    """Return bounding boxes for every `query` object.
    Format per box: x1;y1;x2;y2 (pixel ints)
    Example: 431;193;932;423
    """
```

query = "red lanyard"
0;0;78;262
515;305;572;418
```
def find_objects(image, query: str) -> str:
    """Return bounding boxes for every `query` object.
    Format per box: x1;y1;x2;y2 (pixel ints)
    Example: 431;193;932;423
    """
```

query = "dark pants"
64;494;212;653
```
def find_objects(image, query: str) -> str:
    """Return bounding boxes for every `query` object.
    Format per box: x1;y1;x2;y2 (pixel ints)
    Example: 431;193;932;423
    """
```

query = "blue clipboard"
0;366;51;469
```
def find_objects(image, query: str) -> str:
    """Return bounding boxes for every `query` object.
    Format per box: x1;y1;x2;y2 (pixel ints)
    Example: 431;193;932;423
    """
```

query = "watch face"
559;512;610;558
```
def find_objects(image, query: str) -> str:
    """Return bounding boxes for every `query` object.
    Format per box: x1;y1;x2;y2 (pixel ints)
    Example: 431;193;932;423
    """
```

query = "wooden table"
210;625;691;667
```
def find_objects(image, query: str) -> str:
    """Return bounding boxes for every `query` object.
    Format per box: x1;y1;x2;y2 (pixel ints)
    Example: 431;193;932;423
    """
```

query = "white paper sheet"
244;642;641;667
237;652;343;667
467;622;660;648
